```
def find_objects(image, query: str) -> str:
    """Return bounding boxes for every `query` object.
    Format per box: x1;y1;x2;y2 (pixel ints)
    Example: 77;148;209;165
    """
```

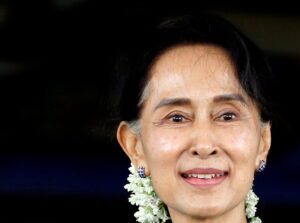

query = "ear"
256;122;272;168
117;121;148;172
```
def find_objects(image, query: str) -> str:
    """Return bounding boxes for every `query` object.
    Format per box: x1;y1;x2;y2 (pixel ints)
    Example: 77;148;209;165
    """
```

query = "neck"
169;202;247;223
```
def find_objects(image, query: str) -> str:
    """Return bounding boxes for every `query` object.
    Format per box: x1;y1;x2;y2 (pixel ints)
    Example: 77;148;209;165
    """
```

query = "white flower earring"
245;160;267;223
245;189;262;223
124;164;170;223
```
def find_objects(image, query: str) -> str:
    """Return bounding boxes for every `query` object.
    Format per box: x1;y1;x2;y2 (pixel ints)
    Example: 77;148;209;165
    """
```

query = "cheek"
144;129;182;158
219;125;260;163
217;126;260;190
142;128;189;177
142;130;184;193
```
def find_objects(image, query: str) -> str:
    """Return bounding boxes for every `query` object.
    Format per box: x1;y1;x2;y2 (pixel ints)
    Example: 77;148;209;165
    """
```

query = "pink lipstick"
181;168;228;188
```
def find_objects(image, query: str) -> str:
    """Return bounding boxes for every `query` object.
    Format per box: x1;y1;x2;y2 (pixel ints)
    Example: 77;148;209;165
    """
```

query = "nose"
190;144;218;158
189;122;218;159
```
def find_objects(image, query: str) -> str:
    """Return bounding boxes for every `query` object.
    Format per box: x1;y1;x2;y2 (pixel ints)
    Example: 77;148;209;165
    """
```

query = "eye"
169;114;186;122
218;112;237;121
152;112;191;127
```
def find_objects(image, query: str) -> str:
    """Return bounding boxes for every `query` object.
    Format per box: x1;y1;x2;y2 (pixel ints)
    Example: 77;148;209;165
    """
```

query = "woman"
115;14;272;223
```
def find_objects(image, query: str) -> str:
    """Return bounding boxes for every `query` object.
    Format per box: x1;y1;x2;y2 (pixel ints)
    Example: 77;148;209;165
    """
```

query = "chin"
190;205;223;218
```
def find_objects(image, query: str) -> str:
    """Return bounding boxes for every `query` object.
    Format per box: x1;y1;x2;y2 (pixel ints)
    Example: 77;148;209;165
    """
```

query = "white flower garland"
124;164;169;223
245;189;262;223
124;164;262;223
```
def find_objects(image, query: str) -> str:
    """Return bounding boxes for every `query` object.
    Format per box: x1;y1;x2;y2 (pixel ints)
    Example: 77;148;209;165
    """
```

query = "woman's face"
119;44;271;222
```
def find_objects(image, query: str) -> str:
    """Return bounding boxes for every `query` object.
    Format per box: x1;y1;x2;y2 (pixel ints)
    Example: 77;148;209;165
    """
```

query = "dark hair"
116;14;273;124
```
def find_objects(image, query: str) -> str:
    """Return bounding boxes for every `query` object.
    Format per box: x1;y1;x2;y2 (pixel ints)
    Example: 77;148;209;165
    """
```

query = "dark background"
0;1;300;222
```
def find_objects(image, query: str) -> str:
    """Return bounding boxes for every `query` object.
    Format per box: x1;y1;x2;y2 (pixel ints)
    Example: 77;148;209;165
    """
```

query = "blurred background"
0;0;299;222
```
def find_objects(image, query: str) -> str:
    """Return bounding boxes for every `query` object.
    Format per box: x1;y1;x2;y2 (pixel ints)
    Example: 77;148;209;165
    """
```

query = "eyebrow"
213;94;247;105
153;94;248;112
153;98;191;111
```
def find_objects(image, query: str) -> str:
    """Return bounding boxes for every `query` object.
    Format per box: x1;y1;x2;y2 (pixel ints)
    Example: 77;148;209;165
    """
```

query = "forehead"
146;44;242;100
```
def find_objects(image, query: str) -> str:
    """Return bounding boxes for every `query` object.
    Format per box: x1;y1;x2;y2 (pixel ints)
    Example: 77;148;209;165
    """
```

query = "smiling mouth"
181;172;227;179
180;169;229;188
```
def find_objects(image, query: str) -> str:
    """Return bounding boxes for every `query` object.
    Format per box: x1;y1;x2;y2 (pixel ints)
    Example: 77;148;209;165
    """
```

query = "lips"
181;168;228;188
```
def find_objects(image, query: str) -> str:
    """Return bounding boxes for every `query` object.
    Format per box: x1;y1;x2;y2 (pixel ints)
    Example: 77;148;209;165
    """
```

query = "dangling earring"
257;160;266;172
137;166;146;178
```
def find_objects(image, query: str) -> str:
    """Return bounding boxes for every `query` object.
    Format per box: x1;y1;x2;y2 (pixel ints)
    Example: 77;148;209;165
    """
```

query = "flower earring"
124;164;170;223
245;188;262;223
257;160;266;172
